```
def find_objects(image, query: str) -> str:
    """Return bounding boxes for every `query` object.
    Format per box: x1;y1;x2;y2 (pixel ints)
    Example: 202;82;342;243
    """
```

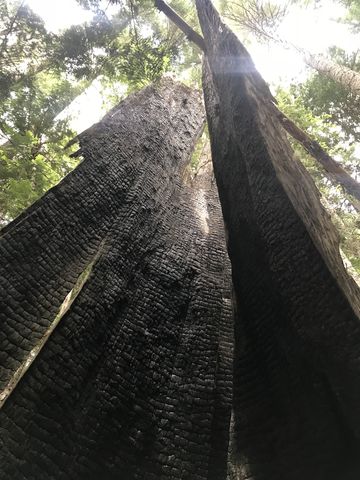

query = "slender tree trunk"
224;4;360;97
303;51;360;96
0;79;233;479
195;1;360;479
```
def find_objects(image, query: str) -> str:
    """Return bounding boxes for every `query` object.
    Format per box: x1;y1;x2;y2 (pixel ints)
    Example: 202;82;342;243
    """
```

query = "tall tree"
0;2;360;479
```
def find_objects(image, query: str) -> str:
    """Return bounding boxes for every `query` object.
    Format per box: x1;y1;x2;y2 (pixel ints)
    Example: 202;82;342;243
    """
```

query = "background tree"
221;0;360;95
296;47;360;144
277;86;360;276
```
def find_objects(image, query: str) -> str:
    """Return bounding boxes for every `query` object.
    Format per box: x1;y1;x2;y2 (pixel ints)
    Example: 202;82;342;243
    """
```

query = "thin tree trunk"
0;79;233;479
195;1;360;479
303;51;360;96
270;103;360;211
223;4;360;97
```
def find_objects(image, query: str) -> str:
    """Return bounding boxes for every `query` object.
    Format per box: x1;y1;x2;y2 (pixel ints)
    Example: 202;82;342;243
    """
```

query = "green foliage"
0;0;132;223
0;1;130;95
103;34;179;90
0;71;82;223
0;126;78;224
0;1;54;99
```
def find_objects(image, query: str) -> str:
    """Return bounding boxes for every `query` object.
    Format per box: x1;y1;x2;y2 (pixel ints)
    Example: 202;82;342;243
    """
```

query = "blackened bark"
195;1;360;479
0;79;233;479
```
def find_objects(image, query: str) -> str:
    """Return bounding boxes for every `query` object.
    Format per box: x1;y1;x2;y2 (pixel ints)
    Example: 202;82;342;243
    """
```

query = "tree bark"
195;1;360;479
0;79;233;479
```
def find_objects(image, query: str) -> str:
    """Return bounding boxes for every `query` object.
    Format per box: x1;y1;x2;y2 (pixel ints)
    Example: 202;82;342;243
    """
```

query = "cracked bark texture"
195;1;360;479
0;79;233;480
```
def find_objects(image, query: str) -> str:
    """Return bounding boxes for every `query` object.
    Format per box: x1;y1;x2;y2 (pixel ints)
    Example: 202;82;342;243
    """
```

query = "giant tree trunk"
195;1;360;479
0;79;233;480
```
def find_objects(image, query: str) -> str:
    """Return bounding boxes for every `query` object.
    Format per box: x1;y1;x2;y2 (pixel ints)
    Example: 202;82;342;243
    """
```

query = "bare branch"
154;0;206;52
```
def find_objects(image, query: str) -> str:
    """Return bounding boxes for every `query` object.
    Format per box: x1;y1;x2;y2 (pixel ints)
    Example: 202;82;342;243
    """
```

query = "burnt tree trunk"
195;1;360;479
0;79;233;480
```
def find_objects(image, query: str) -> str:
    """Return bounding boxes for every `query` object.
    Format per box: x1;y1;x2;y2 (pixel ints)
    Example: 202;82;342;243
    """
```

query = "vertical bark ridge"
195;1;360;479
0;241;104;409
0;79;234;479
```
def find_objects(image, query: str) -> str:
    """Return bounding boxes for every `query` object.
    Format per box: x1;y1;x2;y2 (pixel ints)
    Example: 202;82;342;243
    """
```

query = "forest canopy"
0;0;359;274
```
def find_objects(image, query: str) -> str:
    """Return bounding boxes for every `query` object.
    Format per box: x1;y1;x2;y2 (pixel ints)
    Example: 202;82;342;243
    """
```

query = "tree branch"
154;0;206;52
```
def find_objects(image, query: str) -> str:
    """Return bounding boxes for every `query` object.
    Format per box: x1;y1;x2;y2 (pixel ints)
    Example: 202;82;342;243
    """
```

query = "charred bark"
195;1;360;479
0;79;233;480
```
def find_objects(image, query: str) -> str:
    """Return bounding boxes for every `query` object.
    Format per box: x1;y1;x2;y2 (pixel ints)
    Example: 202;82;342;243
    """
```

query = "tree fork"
155;0;360;206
